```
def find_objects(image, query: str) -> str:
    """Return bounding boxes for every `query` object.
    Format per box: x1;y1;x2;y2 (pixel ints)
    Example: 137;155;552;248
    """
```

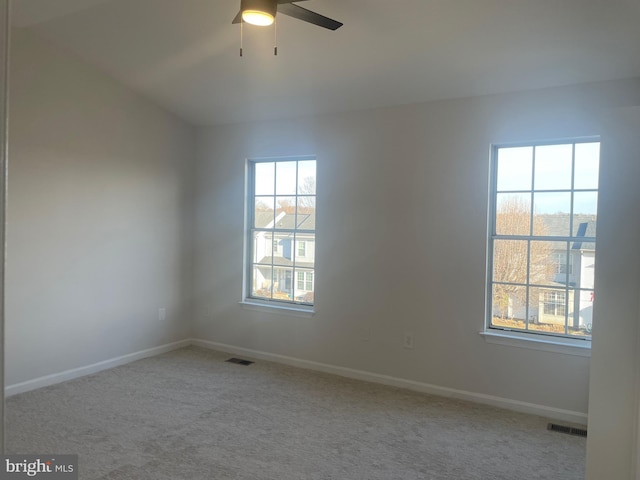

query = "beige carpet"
6;346;586;479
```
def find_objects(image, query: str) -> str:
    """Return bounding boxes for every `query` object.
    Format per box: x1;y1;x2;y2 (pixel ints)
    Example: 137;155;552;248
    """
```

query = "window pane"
252;232;273;265
273;232;294;266
573;289;594;337
275;197;296;227
255;162;275;195
297;160;316;195
276;161;297;195
297;195;316;214
529;240;558;286
491;284;527;328
252;265;273;299
534;144;572;190
496;147;532;191
493;240;528;285
495;194;531;235
547;243;574;283
297;196;316;229
533;192;571;236
575;247;596;290
527;286;541;327
254;197;274;228
573;191;597;216
573;215;597;244
273;268;293;300
294;268;314;303
574;143;600;189
535;288;567;333
296;234;315;268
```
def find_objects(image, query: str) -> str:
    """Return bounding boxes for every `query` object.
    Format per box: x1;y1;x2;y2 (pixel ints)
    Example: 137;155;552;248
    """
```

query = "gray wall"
194;78;640;417
586;106;640;480
5;24;640;476
0;0;8;453
5;29;195;385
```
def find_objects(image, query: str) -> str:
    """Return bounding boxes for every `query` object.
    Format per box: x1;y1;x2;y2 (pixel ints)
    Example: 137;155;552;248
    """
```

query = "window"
247;157;316;306
487;140;599;340
553;252;573;275
543;291;566;316
297;271;314;291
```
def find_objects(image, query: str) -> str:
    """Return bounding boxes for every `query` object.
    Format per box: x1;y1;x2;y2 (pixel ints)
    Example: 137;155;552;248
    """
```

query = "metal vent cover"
547;423;588;437
225;357;255;366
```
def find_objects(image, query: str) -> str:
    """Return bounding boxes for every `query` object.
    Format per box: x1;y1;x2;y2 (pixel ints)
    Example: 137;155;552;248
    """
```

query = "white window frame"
241;156;316;315
484;138;599;351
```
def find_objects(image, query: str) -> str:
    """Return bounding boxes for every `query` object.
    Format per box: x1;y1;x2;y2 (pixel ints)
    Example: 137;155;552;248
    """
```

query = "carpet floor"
6;346;586;479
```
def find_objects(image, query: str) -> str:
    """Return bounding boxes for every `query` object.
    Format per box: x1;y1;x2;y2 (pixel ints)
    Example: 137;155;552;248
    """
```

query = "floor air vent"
225;357;254;366
547;423;587;437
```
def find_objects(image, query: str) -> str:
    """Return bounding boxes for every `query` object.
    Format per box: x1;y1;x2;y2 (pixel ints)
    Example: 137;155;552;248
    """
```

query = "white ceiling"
11;0;640;126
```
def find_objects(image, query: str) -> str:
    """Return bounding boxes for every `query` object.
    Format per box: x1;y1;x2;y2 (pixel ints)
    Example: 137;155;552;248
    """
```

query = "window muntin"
488;140;599;340
248;158;316;306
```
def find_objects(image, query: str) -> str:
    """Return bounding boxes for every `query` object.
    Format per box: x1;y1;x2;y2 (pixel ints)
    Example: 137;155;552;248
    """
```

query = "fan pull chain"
274;17;278;56
240;20;243;57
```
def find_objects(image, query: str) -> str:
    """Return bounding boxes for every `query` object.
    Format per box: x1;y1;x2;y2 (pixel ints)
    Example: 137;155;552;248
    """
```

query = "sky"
496;142;599;215
254;160;316;197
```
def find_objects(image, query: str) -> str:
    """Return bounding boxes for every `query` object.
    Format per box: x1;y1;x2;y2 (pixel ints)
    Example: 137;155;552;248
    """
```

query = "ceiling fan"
232;0;343;31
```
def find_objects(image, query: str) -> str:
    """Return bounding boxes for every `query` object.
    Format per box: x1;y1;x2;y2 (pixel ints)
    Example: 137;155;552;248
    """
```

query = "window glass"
248;158;316;306
488;140;598;340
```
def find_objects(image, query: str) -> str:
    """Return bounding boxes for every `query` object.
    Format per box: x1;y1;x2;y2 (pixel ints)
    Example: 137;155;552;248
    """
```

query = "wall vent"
547;423;588;437
225;357;254;366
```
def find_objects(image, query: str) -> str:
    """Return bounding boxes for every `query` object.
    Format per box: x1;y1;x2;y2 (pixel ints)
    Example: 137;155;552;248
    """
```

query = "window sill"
479;330;591;357
239;300;315;318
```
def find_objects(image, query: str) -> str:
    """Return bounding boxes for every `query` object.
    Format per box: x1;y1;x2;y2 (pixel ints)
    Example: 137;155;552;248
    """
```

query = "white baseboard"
5;339;192;397
6;337;588;426
192;338;588;426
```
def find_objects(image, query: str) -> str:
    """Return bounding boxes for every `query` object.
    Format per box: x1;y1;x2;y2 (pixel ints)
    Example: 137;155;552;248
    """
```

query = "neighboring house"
537;214;596;330
253;210;316;302
501;214;596;331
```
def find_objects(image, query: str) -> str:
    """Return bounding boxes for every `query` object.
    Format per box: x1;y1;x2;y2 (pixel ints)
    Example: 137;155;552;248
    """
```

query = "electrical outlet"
403;332;414;349
158;308;167;321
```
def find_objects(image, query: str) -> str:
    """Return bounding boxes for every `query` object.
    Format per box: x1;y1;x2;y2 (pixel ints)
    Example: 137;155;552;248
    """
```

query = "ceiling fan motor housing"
241;0;277;18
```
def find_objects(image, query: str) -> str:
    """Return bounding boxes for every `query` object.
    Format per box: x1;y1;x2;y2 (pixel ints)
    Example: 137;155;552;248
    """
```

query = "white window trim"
242;155;317;313
479;330;590;357
484;137;599;348
239;300;315;318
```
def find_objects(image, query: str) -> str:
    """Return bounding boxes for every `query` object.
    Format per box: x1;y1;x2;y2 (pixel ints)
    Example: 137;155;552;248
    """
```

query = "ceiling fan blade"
277;3;343;30
277;0;310;3
232;9;242;24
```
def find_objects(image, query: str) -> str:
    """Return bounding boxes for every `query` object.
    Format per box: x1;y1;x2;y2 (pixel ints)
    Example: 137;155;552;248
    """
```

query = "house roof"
255;257;314;270
538;214;597;250
254;211;315;231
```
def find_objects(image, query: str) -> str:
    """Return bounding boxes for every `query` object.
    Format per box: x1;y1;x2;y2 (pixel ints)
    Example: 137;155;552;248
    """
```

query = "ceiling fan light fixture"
242;9;274;26
241;0;277;26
